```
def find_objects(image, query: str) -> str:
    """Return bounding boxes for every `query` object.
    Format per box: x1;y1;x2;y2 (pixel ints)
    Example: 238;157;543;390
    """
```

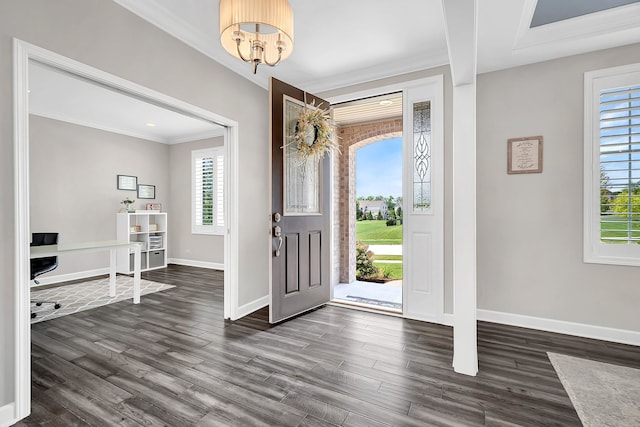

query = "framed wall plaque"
117;174;137;190
137;184;156;199
508;136;543;174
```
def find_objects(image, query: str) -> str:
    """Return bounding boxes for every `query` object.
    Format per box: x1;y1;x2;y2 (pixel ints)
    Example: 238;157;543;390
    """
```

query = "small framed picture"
137;184;156;199
117;175;137;191
508;136;543;174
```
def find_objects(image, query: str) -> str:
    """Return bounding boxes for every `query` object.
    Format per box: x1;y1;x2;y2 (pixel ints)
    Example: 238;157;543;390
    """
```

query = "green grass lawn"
601;215;640;241
373;262;403;279
374;254;403;261
356;220;403;245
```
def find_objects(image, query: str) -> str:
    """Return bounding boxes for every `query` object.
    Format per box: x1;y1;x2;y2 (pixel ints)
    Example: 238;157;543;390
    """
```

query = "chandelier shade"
219;0;294;74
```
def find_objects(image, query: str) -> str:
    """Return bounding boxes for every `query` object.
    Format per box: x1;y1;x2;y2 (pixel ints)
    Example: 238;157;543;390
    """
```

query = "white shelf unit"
117;212;168;273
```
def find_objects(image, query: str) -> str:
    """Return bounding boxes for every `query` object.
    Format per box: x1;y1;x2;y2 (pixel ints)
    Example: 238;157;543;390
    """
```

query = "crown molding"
302;53;450;94
168;127;226;144
30;110;223;144
30;111;171;143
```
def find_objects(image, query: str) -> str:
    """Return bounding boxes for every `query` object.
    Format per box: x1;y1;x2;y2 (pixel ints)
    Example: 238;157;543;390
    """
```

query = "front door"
269;78;331;323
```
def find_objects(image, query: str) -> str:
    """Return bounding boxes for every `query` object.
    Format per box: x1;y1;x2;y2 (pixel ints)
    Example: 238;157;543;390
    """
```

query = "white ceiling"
28;0;640;138
114;0;640;92
29;61;223;144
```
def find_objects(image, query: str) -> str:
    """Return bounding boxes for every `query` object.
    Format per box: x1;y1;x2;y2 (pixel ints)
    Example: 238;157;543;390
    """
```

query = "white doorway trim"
12;39;240;422
325;75;445;324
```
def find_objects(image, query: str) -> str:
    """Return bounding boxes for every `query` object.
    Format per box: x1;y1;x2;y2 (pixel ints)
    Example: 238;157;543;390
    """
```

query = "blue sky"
356;137;402;198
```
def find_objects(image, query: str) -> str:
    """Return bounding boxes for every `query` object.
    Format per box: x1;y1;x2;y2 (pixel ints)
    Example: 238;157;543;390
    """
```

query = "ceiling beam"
441;0;478;85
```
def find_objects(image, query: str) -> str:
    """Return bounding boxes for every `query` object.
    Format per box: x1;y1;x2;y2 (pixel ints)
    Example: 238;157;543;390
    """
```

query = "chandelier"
219;0;294;74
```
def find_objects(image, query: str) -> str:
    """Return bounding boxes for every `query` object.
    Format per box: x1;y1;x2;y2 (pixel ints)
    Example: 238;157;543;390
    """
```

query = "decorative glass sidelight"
284;97;321;215
413;100;432;212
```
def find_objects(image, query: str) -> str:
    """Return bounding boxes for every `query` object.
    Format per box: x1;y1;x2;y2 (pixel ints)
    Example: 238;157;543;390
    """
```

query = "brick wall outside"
335;117;402;283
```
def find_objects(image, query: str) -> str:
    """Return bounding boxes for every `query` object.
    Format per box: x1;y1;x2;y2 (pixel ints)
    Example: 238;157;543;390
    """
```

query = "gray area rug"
548;352;640;426
30;276;174;324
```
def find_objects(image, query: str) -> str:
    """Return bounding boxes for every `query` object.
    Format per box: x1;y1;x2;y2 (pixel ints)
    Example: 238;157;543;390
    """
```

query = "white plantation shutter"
192;147;224;235
599;85;640;243
215;154;224;228
584;64;640;266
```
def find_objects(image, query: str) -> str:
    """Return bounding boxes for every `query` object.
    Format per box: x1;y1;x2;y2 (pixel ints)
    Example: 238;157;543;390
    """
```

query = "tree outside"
599;170;640;241
611;188;640;217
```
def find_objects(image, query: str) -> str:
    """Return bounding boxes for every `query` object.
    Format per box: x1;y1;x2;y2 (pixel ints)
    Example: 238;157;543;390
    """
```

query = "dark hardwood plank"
17;264;639;426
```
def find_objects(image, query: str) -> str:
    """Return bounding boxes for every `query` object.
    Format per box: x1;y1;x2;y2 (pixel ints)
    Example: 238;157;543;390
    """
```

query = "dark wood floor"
17;264;640;426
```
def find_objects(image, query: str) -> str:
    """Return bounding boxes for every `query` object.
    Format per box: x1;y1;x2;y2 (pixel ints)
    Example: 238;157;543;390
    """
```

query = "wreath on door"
291;104;340;163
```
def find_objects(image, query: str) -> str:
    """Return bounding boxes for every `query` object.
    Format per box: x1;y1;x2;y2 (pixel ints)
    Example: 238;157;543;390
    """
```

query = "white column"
452;82;478;376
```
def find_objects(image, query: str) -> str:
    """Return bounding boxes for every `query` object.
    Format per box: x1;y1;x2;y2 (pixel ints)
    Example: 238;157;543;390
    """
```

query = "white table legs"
133;244;141;304
31;241;143;304
111;246;140;303
109;248;117;297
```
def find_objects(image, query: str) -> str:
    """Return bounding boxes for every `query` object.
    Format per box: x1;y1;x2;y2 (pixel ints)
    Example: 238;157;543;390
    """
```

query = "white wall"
477;43;640;332
29;115;170;277
0;0;268;411
169;137;224;267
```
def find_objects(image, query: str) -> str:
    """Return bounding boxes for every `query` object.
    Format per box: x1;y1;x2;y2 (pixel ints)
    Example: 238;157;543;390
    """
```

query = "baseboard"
477;309;640;347
168;258;224;270
442;313;454;326
0;402;17;427
234;295;269;320
440;311;638;346
31;268;110;287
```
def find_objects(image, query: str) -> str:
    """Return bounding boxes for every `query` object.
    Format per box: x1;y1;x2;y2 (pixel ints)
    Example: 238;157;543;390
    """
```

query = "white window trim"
192;146;224;235
584;62;640;266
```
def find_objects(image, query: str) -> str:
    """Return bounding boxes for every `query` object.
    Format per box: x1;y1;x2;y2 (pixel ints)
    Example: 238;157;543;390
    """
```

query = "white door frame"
325;75;445;323
12;39;240;422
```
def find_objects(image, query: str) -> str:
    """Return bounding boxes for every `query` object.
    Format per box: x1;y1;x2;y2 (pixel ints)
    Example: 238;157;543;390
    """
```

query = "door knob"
274;236;283;257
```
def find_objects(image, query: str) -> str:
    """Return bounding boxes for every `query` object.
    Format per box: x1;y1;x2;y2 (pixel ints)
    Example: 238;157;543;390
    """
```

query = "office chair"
30;232;61;319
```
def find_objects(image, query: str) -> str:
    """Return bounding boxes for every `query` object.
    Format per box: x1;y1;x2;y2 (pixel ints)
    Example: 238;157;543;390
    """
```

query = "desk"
30;240;143;304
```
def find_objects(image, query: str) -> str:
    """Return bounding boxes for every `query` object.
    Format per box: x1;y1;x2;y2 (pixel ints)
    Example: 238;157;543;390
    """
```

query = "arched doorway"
330;77;445;322
333;113;403;310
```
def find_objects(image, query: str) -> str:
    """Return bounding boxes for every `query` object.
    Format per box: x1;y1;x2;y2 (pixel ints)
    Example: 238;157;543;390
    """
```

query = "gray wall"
30;117;225;275
0;0;268;408
477;43;640;331
323;46;640;333
3;0;639;415
30;115;170;276
169;137;225;265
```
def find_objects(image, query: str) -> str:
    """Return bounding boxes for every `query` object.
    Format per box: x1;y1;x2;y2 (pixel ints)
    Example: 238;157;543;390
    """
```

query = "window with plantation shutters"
584;64;640;266
192;147;224;235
